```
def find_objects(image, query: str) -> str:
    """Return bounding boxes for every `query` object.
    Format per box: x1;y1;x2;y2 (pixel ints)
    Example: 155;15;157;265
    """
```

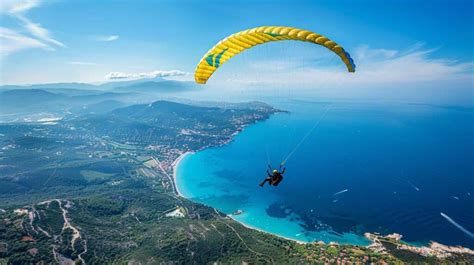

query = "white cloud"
0;0;39;14
355;45;398;60
105;70;190;80
16;15;65;47
350;46;472;83
221;45;473;87
95;35;119;42
0;0;64;56
0;27;51;55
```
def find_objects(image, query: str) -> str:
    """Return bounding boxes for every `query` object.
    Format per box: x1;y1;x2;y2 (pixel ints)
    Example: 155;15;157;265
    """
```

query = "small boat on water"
231;210;244;215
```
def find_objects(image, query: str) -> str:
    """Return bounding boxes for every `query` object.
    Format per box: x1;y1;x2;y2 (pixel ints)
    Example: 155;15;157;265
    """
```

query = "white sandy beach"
172;151;194;197
227;214;308;244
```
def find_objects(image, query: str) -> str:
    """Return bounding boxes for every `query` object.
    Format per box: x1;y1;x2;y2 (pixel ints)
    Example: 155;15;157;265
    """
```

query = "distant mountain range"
113;80;195;93
0;76;196;92
0;78;198;122
0;89;66;105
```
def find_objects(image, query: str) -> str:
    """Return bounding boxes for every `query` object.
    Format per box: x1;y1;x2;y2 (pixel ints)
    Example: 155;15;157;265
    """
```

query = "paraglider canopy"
194;26;356;84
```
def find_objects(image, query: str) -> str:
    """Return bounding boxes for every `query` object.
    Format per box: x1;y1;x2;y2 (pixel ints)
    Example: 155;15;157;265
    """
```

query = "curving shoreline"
172;151;194;198
171;149;345;246
228;214;308;244
171;151;308;244
171;149;474;258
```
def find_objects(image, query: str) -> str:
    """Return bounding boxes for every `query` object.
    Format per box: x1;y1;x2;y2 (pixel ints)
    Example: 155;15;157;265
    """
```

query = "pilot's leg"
260;178;271;187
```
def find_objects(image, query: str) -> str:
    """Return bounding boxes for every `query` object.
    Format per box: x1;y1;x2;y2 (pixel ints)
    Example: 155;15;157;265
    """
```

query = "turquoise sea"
176;100;474;247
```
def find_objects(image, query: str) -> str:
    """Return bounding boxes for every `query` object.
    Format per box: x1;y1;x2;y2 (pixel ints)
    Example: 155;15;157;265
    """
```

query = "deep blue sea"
176;100;474;248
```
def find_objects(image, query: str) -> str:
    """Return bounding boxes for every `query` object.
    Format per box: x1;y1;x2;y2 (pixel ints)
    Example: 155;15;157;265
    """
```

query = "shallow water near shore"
176;100;474;248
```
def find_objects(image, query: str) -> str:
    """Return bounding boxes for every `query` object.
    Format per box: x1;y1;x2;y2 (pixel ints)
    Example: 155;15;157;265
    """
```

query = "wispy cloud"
0;0;64;56
105;70;190;80
95;35;119;42
0;27;51;55
349;45;472;83
0;0;40;14
222;45;473;87
16;15;65;47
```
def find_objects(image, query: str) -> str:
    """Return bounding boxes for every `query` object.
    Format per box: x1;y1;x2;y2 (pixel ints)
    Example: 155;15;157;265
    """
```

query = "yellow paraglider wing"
194;26;356;84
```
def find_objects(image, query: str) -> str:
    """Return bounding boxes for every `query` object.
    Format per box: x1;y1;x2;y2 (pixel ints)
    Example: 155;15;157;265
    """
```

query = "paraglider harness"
260;164;285;187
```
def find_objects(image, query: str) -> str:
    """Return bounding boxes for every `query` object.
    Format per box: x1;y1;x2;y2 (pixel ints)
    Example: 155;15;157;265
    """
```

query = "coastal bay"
174;100;474;249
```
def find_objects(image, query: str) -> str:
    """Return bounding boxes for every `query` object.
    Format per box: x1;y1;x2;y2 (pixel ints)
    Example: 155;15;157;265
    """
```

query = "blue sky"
0;0;473;104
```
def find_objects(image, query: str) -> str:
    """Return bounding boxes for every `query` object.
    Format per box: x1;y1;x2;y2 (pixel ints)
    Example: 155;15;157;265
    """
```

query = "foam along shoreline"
172;151;194;197
227;214;308;245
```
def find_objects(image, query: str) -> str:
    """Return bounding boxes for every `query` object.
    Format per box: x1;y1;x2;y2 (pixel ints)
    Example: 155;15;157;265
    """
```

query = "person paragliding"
260;165;286;187
194;26;356;189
